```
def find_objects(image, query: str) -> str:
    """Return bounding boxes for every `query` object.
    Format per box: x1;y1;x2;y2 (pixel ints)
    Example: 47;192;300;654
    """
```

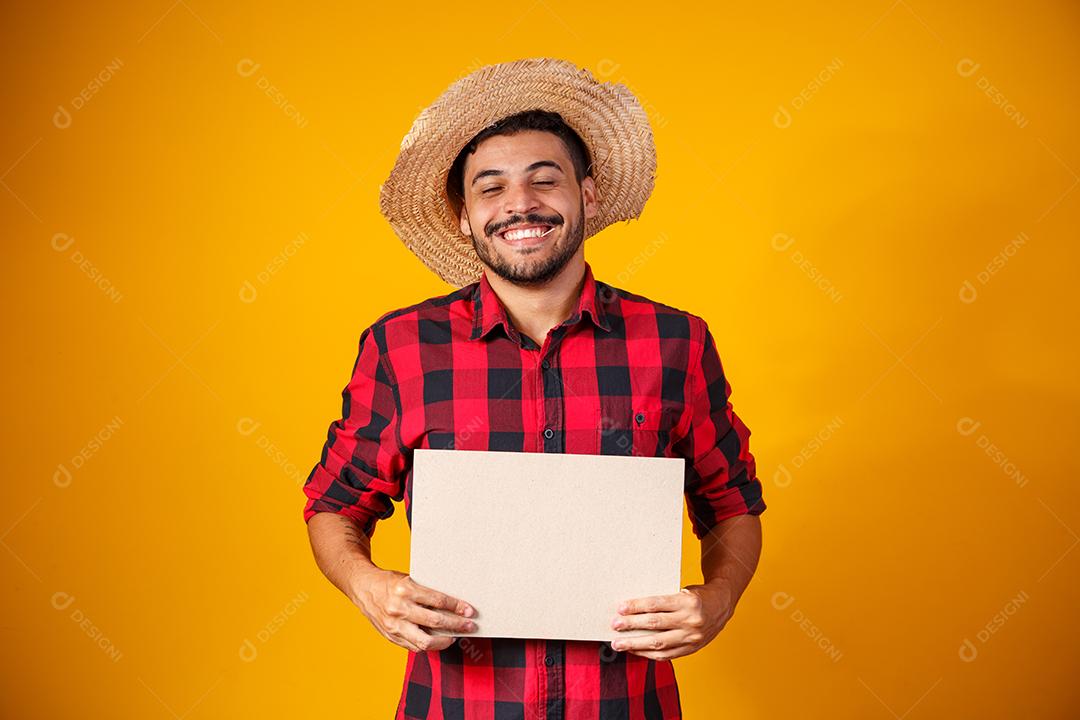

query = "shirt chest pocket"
596;400;676;457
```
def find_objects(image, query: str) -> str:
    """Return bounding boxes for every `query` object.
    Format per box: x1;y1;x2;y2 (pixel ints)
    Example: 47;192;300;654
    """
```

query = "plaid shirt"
303;260;766;719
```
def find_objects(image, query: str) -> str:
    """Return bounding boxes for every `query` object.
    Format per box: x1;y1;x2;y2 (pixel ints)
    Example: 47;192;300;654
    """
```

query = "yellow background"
3;1;1078;717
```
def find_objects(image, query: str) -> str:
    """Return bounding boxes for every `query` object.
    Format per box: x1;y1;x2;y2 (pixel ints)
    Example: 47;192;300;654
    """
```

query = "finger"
382;619;423;652
385;625;422;653
396;637;423;653
398;620;455;653
612;611;682;632
403;577;475;617
618;593;687;615
417;632;457;652
610;629;684;654
628;646;692;661
406;603;478;634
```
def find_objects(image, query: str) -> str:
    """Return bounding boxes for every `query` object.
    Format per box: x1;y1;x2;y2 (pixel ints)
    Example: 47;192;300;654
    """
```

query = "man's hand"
609;582;735;660
353;569;478;653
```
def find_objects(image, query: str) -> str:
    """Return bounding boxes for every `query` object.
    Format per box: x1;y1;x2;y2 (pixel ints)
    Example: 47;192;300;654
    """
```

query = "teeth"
502;226;552;241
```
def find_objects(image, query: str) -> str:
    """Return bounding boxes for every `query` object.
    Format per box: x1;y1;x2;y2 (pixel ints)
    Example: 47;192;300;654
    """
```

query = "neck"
484;256;587;347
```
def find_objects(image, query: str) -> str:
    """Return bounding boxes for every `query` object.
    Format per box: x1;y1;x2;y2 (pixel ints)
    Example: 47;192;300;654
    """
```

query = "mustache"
488;213;563;236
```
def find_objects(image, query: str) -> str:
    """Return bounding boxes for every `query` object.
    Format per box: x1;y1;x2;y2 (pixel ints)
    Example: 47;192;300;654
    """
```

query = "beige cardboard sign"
409;448;685;641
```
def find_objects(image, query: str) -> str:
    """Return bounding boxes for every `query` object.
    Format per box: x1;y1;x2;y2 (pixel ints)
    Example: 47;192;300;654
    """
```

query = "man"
303;57;766;719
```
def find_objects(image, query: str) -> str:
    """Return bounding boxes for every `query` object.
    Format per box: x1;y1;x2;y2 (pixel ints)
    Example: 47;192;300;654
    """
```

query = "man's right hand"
352;568;477;653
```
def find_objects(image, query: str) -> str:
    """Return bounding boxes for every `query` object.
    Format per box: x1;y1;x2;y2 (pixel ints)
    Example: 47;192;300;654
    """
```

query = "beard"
470;200;586;287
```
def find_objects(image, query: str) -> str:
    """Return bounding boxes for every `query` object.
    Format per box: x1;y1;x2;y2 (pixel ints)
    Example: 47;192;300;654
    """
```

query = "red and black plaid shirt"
303;260;766;719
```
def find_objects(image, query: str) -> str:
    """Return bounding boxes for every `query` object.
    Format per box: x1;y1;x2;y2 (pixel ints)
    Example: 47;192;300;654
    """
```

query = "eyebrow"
470;160;564;187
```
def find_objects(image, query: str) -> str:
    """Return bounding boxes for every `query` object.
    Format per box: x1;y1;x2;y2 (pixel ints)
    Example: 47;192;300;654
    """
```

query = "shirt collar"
469;260;613;342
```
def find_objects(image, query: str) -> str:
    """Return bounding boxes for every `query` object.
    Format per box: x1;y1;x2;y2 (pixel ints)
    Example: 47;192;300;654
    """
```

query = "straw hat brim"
378;57;657;288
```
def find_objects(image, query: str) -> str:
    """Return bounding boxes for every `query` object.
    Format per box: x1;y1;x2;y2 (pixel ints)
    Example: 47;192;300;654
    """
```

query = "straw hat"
378;57;657;288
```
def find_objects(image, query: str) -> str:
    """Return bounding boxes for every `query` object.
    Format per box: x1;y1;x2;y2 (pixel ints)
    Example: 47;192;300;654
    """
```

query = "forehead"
463;130;571;176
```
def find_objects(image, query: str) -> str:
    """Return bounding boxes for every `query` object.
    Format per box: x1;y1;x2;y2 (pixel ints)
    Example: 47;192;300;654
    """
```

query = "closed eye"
481;180;555;194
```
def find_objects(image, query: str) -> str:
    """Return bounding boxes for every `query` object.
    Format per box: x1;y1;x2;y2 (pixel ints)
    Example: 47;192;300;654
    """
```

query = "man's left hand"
609;582;734;660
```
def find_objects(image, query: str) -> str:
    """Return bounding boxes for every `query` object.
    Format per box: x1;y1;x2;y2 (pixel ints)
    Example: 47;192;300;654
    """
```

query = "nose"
502;179;541;216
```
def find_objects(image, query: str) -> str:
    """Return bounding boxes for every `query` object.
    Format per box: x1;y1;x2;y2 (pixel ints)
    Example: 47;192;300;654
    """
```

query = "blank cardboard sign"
409;448;685;642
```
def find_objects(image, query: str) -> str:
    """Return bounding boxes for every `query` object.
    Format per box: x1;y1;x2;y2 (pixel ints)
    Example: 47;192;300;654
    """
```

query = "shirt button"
541;359;550;369
544;655;554;666
635;412;646;424
543;428;554;439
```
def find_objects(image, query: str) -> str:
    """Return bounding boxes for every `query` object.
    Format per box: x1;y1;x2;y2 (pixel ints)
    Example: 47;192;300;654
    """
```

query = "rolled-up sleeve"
674;317;766;539
302;322;408;538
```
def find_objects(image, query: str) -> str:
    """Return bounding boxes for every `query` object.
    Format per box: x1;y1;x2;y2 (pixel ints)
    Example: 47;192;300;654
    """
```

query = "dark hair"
445;109;593;218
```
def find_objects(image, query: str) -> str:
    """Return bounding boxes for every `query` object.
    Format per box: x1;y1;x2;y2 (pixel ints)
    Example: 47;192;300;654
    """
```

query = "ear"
458;204;471;236
581;175;598;220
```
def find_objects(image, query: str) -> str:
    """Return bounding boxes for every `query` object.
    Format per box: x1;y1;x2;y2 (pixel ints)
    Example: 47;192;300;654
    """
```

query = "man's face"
457;129;597;286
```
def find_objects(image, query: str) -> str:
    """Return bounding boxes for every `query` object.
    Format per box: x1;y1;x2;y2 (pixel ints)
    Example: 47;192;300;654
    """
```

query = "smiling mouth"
497;224;556;242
